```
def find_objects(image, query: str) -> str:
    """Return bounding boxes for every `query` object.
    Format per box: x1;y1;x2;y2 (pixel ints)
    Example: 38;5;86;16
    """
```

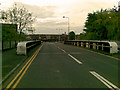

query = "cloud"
2;1;118;34
35;19;67;27
14;2;57;18
34;19;83;34
34;20;69;34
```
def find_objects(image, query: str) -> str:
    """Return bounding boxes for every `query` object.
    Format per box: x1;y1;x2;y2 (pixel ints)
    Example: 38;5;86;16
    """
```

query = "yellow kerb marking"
67;45;120;61
6;44;44;89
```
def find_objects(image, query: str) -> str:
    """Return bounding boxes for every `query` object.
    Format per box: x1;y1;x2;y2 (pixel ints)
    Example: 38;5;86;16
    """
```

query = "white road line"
90;71;120;90
94;72;119;89
57;47;60;49
68;54;82;64
58;47;82;64
61;49;66;53
90;71;113;89
57;47;66;53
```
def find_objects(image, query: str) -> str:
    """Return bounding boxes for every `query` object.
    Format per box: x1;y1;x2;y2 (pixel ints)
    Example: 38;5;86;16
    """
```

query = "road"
5;42;120;89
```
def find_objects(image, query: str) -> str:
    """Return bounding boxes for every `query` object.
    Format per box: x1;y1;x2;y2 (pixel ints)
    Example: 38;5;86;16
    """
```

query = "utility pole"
118;1;120;11
63;16;70;40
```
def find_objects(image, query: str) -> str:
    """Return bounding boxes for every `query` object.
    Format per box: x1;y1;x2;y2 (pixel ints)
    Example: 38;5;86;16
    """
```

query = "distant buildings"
28;34;68;41
28;34;79;41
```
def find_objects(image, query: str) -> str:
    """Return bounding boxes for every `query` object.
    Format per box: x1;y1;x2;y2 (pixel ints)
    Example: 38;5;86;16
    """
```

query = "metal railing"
64;40;119;54
2;40;22;51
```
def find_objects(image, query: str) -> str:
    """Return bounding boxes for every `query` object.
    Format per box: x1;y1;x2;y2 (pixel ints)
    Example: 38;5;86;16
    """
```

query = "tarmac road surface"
5;42;120;89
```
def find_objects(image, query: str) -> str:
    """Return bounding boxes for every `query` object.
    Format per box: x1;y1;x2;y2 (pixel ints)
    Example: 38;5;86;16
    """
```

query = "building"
28;34;68;41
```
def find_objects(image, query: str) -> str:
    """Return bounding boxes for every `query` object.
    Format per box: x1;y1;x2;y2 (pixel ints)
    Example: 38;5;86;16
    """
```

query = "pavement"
4;42;120;89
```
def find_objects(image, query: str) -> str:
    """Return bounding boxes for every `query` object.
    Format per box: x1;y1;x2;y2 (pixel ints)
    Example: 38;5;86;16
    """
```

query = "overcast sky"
1;0;119;34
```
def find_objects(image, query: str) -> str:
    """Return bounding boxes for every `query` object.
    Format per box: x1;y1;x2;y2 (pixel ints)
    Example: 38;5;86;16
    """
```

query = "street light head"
63;16;65;18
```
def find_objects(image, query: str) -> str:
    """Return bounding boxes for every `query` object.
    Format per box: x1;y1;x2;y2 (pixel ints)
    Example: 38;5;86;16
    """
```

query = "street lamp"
63;16;70;40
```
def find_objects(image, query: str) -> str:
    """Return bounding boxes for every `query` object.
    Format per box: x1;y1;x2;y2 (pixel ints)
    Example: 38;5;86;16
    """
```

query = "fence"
2;40;24;51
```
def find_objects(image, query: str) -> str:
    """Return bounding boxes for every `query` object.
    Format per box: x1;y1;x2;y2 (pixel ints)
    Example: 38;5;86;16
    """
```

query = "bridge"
3;41;120;89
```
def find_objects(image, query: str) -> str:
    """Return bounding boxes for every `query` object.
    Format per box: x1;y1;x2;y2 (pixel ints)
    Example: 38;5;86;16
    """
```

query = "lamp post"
118;1;120;12
63;16;70;40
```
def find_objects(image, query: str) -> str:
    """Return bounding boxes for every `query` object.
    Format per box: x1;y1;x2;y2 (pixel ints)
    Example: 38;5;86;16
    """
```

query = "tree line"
79;5;120;41
2;3;35;41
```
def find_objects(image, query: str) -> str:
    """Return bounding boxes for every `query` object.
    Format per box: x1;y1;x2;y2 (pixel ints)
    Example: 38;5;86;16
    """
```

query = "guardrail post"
97;43;99;50
86;42;89;48
93;43;96;49
74;42;76;46
102;44;104;51
81;42;83;47
77;42;79;46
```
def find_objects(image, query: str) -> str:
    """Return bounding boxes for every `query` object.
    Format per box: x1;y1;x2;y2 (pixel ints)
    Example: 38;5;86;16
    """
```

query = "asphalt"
6;42;120;88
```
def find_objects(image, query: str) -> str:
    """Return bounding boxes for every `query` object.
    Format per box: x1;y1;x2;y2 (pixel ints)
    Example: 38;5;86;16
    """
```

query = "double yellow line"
5;44;44;89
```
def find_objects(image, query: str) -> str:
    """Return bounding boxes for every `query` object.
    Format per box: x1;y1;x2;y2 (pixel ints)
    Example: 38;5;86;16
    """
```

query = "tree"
1;11;8;20
2;24;27;41
82;5;120;40
69;31;75;40
1;3;35;34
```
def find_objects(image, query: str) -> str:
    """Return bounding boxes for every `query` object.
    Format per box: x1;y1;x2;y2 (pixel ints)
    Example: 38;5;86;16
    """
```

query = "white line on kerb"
68;54;82;64
0;64;20;85
90;71;120;90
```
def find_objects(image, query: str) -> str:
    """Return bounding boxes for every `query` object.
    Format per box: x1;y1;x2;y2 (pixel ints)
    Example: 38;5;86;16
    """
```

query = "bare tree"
2;3;36;34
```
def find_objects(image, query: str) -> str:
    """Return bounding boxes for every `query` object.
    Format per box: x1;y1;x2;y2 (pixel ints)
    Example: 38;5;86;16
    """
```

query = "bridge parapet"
16;40;41;55
64;40;119;54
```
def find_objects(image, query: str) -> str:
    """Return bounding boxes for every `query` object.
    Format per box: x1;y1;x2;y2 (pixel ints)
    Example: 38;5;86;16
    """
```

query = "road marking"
5;44;43;89
68;54;82;64
86;49;120;61
57;47;66;53
57;47;61;50
12;45;43;88
0;64;20;85
12;50;38;88
61;49;66;53
69;45;120;61
90;71;119;89
57;46;82;64
6;51;37;89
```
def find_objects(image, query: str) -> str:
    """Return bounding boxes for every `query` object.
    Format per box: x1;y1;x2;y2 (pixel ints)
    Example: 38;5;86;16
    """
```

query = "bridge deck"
5;42;120;89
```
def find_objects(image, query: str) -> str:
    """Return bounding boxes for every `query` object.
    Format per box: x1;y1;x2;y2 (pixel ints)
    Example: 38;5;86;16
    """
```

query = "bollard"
93;43;96;49
77;42;79;46
86;42;89;48
81;42;83;47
